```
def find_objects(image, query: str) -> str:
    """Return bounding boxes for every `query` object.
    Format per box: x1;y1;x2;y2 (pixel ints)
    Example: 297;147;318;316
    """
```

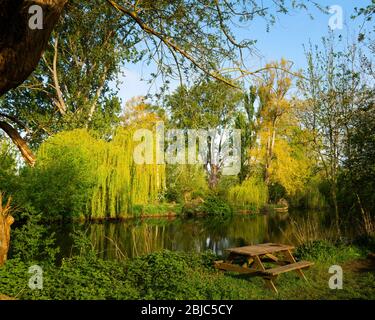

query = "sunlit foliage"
227;176;268;211
31;127;165;219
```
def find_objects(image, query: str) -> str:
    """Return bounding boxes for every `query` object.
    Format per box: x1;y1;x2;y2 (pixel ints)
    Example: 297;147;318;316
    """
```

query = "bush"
295;240;362;263
126;250;198;299
269;182;287;203
17;130;97;219
353;234;375;251
132;203;182;217
200;195;232;217
0;247;223;300
0;231;371;300
166;165;209;203
216;176;239;198
227;176;268;211
181;197;205;217
9;213;59;264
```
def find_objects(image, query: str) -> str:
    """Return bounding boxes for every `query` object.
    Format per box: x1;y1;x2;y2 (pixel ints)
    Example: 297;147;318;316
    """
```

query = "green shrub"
0;248;222;300
0;241;371;300
295;240;337;260
17;130;98;219
126;250;196;299
200;195;232;217
181;198;205;217
166;164;209;203
269;182;287;203
295;240;362;264
9;213;59;265
216;176;239;198
353;234;375;251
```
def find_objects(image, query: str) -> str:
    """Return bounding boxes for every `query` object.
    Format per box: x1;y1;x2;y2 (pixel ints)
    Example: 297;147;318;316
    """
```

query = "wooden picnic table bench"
214;243;314;293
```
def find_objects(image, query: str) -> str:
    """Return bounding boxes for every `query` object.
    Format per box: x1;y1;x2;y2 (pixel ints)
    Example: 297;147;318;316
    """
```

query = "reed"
282;214;338;246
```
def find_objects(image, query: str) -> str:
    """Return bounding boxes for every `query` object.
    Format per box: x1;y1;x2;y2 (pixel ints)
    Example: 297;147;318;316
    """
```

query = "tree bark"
0;0;67;165
208;164;220;189
0;0;68;96
331;183;341;236
0;214;14;266
0;121;36;165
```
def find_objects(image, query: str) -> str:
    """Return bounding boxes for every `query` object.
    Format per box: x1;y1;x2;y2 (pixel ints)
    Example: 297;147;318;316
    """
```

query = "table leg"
253;255;265;271
264;276;278;293
283;250;307;281
253;255;278;293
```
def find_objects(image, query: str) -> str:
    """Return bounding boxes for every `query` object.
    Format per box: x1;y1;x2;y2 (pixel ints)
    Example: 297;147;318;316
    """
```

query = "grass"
132;203;183;217
1;214;374;300
0;239;374;300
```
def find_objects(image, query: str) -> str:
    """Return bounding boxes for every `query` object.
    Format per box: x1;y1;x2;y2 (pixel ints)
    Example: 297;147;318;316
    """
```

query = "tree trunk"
0;0;68;96
264;124;276;185
0;214;14;266
208;164;220;189
331;184;341;236
0;0;67;165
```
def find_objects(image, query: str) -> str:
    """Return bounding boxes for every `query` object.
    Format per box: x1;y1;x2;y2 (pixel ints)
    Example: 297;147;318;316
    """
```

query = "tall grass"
227;176;268;211
281;214;338;246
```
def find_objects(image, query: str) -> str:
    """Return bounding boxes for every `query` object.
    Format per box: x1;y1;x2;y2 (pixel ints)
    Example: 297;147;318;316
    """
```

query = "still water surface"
50;210;333;260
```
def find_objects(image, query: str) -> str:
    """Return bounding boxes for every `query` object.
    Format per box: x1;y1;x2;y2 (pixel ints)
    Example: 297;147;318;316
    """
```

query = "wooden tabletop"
225;243;295;257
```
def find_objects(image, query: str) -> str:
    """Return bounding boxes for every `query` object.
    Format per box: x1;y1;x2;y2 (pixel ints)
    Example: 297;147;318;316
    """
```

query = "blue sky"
116;1;371;103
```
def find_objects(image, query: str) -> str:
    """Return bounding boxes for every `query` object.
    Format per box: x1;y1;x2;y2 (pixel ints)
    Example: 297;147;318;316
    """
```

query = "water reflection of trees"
53;211;336;260
85;216;274;259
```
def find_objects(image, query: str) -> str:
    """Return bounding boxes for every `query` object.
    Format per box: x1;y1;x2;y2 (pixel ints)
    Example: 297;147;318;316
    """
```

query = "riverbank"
11;209;364;263
0;237;374;300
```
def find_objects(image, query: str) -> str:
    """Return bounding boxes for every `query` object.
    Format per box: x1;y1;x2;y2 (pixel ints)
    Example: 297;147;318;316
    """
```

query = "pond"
49;210;335;261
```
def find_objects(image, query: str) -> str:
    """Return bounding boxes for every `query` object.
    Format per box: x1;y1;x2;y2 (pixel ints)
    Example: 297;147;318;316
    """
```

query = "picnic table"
214;243;314;293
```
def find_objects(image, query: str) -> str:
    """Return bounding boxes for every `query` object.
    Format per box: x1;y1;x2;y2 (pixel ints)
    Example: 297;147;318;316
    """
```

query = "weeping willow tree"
37;126;165;219
91;126;165;219
227;176;269;212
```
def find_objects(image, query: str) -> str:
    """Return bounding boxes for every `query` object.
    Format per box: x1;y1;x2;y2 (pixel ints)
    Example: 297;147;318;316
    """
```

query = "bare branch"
106;0;238;88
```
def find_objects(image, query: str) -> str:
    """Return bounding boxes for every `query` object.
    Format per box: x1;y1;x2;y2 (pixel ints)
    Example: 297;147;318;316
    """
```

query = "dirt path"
0;294;15;300
343;253;375;273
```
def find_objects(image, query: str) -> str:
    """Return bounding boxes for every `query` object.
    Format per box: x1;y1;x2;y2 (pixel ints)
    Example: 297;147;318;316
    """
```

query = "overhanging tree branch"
0;120;36;166
106;0;238;88
0;0;67;166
